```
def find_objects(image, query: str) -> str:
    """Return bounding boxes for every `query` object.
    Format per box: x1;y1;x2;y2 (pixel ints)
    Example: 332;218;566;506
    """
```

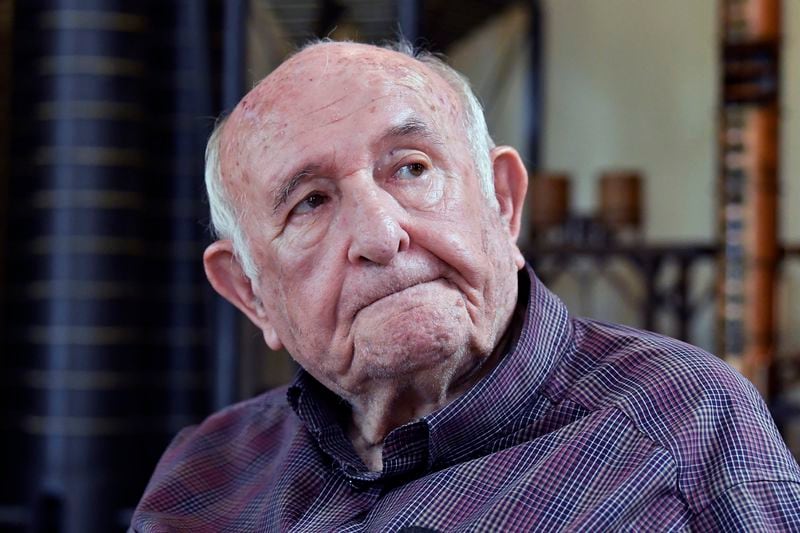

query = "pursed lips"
350;276;444;318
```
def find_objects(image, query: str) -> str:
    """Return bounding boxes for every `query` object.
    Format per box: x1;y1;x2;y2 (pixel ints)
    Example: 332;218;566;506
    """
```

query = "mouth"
354;277;445;317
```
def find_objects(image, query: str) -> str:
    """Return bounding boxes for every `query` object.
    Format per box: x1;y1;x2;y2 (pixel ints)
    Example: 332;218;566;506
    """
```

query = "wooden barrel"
528;172;571;231
598;170;643;231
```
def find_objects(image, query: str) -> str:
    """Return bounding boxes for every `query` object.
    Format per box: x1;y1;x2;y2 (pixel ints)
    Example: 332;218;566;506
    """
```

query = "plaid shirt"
131;268;800;531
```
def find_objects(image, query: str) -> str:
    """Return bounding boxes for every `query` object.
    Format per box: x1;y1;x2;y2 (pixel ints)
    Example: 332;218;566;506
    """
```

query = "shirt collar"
422;265;573;468
287;265;574;480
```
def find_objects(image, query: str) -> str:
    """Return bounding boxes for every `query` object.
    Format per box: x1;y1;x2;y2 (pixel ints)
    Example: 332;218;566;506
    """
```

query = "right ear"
203;240;284;350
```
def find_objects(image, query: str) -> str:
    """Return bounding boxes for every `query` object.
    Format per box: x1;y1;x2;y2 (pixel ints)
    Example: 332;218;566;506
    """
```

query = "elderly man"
131;41;800;531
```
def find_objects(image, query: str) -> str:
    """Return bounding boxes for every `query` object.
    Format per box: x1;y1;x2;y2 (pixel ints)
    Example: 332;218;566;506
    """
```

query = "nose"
346;185;410;265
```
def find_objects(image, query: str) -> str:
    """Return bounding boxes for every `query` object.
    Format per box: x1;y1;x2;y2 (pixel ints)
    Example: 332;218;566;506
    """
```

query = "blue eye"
293;193;328;215
397;162;426;179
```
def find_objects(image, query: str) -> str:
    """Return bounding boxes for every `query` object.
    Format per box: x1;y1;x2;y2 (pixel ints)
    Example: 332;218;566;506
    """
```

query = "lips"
347;273;443;318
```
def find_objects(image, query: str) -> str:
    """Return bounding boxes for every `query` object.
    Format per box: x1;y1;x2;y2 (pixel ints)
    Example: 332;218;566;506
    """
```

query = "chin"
353;309;473;382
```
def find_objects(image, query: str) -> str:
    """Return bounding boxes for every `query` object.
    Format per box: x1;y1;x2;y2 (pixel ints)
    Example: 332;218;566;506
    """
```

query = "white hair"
204;40;496;280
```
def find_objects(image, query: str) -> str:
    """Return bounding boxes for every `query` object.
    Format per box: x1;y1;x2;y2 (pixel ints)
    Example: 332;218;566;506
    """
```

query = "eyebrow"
272;165;319;214
385;117;444;146
270;118;443;214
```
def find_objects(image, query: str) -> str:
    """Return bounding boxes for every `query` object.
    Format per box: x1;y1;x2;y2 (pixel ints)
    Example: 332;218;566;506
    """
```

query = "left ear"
490;146;528;268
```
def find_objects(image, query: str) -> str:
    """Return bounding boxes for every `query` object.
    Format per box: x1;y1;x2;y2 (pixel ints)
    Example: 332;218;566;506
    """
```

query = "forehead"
241;44;455;122
219;44;464;184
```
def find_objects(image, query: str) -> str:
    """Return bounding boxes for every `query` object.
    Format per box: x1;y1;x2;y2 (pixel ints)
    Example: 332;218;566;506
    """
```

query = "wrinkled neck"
346;319;518;472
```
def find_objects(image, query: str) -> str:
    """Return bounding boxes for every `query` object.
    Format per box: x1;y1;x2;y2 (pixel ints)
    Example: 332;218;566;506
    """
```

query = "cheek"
409;211;487;293
264;233;345;334
260;266;339;365
418;178;490;255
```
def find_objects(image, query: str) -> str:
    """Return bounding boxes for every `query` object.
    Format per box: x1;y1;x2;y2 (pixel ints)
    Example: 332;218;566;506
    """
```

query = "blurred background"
0;0;798;531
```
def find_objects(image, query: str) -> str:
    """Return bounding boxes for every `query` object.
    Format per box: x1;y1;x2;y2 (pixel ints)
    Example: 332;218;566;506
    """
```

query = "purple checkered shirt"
131;267;800;531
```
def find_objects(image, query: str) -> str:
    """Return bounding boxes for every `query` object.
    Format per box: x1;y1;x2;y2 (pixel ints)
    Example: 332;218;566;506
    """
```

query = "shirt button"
347;478;367;491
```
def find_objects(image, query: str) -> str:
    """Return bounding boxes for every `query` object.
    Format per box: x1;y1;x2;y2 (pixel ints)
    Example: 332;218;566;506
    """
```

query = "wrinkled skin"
204;42;528;470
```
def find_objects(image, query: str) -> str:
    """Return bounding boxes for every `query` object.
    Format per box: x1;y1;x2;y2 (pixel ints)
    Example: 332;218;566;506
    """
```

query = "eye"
292;192;328;215
396;162;427;180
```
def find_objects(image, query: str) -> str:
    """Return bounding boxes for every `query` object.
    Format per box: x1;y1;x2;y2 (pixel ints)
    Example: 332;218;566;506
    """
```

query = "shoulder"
132;385;303;520
168;385;298;454
558;319;800;511
564;319;757;417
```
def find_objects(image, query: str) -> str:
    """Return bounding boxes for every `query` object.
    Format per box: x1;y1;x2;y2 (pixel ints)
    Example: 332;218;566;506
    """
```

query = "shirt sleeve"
691;479;800;531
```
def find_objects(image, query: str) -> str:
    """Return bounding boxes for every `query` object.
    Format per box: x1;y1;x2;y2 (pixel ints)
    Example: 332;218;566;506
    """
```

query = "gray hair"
204;40;496;280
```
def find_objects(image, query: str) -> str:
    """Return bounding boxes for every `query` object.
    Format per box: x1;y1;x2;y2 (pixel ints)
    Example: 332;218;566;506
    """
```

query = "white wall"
542;0;718;240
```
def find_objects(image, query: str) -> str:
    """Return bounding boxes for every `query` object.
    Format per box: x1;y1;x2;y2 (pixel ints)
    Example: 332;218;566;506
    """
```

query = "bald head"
205;41;495;279
228;43;442;135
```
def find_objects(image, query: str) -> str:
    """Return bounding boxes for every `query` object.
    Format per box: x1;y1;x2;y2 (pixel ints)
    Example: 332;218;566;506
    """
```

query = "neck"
346;331;514;472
